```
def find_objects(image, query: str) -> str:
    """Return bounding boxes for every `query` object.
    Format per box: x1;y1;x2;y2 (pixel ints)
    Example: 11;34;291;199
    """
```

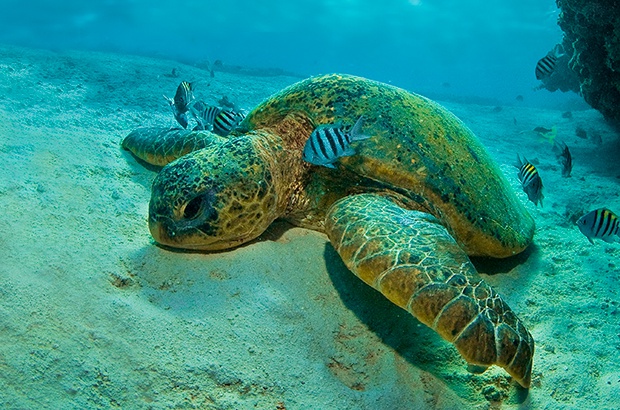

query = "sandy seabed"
0;44;619;409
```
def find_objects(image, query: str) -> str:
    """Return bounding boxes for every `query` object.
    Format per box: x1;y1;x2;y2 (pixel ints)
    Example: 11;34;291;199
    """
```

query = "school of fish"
165;81;245;135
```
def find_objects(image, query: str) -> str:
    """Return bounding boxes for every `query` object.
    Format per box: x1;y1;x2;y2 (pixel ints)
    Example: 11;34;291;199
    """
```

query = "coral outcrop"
555;0;620;122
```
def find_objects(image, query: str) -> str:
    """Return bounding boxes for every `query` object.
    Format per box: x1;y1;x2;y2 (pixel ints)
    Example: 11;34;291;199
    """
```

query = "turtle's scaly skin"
122;128;224;166
326;194;533;387
240;74;534;257
123;74;536;387
147;130;293;250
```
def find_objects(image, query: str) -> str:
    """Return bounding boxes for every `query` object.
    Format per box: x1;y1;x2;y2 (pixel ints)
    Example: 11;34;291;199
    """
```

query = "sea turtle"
122;74;536;388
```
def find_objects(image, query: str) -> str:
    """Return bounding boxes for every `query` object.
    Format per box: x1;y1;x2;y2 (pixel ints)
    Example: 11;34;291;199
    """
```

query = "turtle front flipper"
122;127;225;166
325;193;534;388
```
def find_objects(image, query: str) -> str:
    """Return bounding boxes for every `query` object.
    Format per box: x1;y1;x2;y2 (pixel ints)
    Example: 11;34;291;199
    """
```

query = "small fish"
533;126;557;144
516;95;524;102
163;101;190;129
218;96;237;110
174;111;189;129
190;101;222;131
163;68;179;78
174;81;194;113
561;111;573;119
575;126;587;139
303;116;370;169
213;109;245;136
515;155;544;207
535;44;565;80
533;126;552;133
553;141;572;177
164;81;195;129
577;208;620;244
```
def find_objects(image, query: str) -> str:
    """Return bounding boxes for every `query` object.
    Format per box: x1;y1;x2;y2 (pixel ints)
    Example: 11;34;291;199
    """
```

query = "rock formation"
553;0;620;122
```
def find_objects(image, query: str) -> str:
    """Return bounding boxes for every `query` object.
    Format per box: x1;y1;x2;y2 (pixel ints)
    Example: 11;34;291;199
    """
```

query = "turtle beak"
148;212;175;246
147;202;238;251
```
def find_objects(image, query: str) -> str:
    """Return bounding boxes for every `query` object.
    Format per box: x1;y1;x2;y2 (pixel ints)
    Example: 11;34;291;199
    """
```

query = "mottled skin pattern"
123;128;224;167
326;194;533;387
146;131;289;250
240;74;534;257
122;74;535;387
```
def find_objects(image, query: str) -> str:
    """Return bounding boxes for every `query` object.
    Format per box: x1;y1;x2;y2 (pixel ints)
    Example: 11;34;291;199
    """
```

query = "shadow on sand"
322;242;531;406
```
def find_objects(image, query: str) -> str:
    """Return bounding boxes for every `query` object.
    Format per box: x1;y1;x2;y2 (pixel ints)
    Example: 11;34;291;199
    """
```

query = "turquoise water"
1;2;619;409
1;1;573;106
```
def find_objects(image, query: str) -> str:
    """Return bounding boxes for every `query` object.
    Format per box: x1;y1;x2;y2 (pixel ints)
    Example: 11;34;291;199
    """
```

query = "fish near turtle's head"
148;135;281;251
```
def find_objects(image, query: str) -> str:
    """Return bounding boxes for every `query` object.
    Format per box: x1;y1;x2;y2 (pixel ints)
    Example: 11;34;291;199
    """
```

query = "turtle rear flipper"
325;193;534;388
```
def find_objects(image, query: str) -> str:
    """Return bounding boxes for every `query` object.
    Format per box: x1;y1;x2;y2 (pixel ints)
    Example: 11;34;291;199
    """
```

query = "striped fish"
535;44;565;80
190;101;222;131
172;81;194;113
163;81;195;129
577;208;620;244
553;141;572;178
302;116;370;169
213;109;245;136
515;155;544;207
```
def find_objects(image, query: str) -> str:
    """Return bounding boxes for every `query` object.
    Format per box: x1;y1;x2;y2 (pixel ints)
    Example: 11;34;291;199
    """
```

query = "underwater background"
0;1;619;409
0;0;582;107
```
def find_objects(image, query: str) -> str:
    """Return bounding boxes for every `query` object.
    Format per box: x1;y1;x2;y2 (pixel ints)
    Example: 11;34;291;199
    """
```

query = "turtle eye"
183;196;204;220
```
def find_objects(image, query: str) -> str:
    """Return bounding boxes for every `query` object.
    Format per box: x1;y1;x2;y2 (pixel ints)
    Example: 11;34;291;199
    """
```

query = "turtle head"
148;136;281;251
